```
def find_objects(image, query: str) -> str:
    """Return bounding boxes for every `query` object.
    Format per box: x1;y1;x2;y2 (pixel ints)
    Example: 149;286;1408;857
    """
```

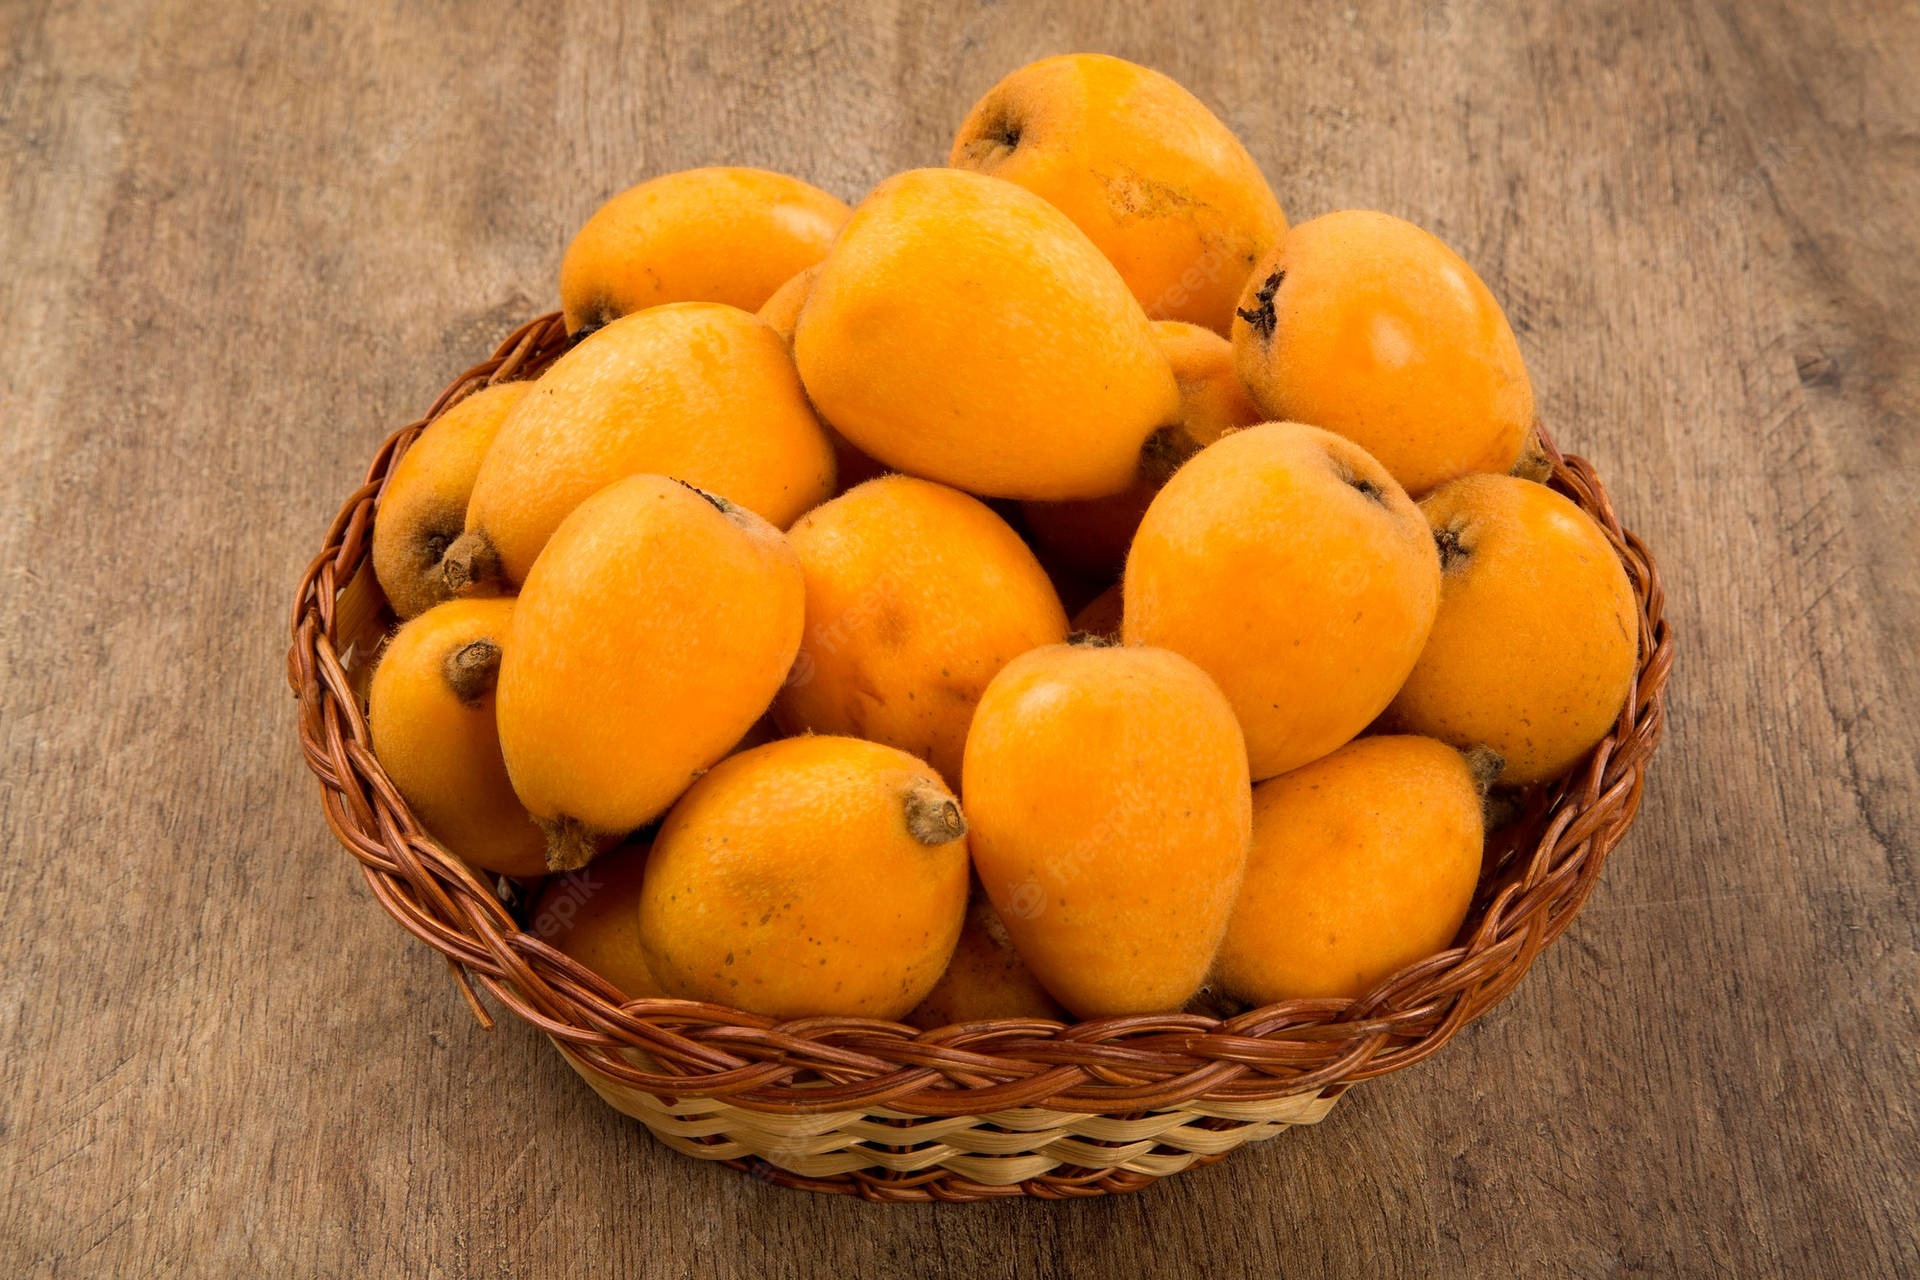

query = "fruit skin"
1213;735;1485;1004
1151;319;1268;444
907;892;1067;1028
367;597;547;878
794;167;1180;501
775;475;1067;788
950;53;1286;335
560;167;850;334
1385;474;1638;784
1123;422;1440;779
637;736;970;1020
1231;210;1533;496
371;381;527;619
1022;320;1264;577
530;841;660;999
448;303;834;591
756;264;890;493
962;643;1251;1018
755;263;820;344
496;475;805;868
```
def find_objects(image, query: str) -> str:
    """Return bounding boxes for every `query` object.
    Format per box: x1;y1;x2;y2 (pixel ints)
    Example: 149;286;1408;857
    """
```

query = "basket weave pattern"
287;314;1673;1201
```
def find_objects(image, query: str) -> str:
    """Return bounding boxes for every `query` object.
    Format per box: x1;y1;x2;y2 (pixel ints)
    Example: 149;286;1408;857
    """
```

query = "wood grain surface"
3;0;1914;1275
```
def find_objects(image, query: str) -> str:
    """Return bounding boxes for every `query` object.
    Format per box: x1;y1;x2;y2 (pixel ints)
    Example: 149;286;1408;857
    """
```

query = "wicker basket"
287;313;1673;1201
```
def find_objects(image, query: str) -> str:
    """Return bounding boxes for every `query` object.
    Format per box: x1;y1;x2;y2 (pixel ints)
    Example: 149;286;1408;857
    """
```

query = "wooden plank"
0;0;1913;1275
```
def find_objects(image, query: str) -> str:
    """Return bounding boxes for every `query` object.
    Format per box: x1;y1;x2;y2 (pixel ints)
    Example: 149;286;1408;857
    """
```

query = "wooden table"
4;1;1914;1275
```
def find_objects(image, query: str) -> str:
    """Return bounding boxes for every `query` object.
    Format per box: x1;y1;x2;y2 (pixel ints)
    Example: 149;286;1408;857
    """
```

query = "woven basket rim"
287;312;1674;1126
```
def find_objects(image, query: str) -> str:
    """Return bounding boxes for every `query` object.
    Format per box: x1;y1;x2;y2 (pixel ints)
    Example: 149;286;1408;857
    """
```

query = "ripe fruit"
1385;474;1638;784
559;167;849;334
367;598;546;877
1213;735;1485;1004
963;643;1251;1018
775;475;1067;787
1152;319;1269;443
907;893;1067;1028
951;53;1286;335
371;381;527;619
1124;422;1439;779
794;167;1180;501
754;266;889;492
530;841;661;999
496;476;804;869
1231;210;1533;496
445;303;834;593
1022;320;1264;577
755;263;819;344
637;736;970;1019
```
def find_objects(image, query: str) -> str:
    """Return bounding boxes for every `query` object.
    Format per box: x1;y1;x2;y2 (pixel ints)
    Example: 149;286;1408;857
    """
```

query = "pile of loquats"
364;53;1640;1029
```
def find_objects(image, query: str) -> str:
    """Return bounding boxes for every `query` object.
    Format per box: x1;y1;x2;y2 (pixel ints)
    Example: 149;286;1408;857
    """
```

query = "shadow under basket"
287;313;1675;1202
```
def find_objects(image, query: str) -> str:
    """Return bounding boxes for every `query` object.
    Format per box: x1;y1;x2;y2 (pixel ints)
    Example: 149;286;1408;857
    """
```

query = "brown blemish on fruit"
1137;424;1202;486
874;601;911;649
441;530;503;596
1327;453;1387;504
541;815;600;873
571;298;617;343
1511;421;1554;482
978;904;1016;953
1099;167;1201;221
673;478;737;516
393;499;468;615
1235;269;1284;341
442;638;501;708
960;108;1023;167
903;783;967;847
1462;744;1505;794
1434;523;1471;573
